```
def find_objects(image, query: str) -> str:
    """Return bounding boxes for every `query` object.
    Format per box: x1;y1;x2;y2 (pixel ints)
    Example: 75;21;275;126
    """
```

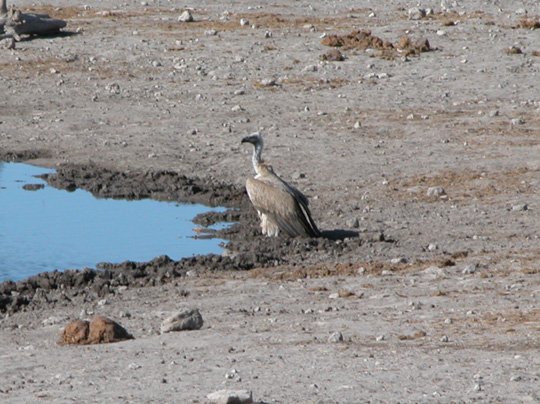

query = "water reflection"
0;163;227;282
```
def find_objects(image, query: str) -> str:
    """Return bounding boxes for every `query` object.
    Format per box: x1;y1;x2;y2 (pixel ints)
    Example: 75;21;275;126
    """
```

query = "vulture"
241;133;320;238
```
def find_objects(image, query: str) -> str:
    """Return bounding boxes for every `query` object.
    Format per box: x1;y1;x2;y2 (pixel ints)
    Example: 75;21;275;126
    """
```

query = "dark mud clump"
42;163;245;207
321;29;433;59
0;149;51;162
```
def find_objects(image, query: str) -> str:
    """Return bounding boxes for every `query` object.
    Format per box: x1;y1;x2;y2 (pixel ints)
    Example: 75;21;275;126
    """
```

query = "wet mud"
0;160;389;314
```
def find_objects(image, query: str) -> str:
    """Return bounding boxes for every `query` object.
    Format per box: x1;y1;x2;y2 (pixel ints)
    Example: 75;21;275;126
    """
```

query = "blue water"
0;162;227;282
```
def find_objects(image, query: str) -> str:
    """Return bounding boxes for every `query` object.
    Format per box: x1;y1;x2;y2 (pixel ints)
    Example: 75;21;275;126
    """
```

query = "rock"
240;18;249;26
422;266;447;278
511;203;528;211
161;308;204;333
207;389;253;404
328;331;344;343
259;78;276;87
60;319;89;345
427;186;446;197
408;7;426;20
178;10;194;22
511;118;525;125
87;316;133;344
0;37;16;50
346;217;359;228
59;316;133;345
488;110;499;117
462;264;477;274
205;29;218;36
440;335;449;342
320;48;345;61
291;171;305;180
22;184;45;191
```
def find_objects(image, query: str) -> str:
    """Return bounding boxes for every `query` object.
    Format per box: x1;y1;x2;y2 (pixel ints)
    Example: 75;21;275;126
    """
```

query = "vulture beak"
241;133;261;145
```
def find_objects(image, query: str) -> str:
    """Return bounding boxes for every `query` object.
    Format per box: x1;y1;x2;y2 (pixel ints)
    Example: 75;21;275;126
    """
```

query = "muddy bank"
0;161;392;315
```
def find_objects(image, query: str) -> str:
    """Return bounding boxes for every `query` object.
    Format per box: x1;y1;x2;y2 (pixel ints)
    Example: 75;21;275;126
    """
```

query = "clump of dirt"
505;46;523;55
517;17;540;30
320;48;345;62
60;315;133;345
321;29;432;59
43;163;245;207
0;149;51;161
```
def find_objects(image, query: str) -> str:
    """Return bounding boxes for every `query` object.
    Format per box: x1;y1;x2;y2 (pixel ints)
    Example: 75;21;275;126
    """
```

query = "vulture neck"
251;142;265;176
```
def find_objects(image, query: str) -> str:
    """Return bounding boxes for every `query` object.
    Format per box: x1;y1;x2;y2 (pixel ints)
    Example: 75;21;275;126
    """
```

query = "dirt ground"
1;0;539;402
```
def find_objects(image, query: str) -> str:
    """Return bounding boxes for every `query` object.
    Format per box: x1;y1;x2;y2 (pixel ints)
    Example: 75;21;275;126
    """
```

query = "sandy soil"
1;0;539;402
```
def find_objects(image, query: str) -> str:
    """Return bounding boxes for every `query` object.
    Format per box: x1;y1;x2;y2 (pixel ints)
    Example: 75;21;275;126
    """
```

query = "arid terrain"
1;0;539;402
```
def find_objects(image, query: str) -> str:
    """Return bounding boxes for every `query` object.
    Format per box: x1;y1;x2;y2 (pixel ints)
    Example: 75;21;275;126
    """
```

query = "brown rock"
60;319;89;345
320;48;345;62
59;316;133;345
87;315;134;344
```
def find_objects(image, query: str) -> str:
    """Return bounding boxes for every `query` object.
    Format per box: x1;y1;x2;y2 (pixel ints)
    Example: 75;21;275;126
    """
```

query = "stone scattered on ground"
161;308;204;333
207;389;253;404
60;315;133;345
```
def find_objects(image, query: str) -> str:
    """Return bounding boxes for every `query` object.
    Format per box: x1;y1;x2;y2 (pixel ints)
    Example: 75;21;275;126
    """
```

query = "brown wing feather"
246;177;320;237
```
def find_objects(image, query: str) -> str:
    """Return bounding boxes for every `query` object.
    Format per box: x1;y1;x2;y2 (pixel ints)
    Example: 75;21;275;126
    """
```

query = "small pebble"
178;10;194;22
408;7;426;20
427;186;446;197
328;331;344;343
511;118;525;125
376;335;385;341
440;335;449;342
511;203;528;211
240;18;249;26
462;264;477;274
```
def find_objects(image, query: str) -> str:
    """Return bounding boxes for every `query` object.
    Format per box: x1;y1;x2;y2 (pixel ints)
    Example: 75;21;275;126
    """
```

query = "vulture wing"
246;176;320;237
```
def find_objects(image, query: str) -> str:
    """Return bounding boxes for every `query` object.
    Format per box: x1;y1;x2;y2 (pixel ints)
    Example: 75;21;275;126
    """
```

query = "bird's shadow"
320;229;359;240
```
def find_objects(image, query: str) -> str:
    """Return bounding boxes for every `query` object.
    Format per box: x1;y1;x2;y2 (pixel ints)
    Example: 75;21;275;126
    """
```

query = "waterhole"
0;162;228;282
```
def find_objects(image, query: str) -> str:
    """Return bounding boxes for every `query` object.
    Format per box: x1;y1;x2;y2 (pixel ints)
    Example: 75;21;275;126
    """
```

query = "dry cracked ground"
0;0;539;402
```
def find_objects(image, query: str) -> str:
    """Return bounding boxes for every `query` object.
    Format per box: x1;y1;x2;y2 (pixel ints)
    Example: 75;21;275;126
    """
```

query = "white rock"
427;186;446;197
160;309;203;333
240;18;249;26
207;389;253;404
328;331;344;343
511;203;528;211
178;10;194;22
353;121;362;129
408;7;426;20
